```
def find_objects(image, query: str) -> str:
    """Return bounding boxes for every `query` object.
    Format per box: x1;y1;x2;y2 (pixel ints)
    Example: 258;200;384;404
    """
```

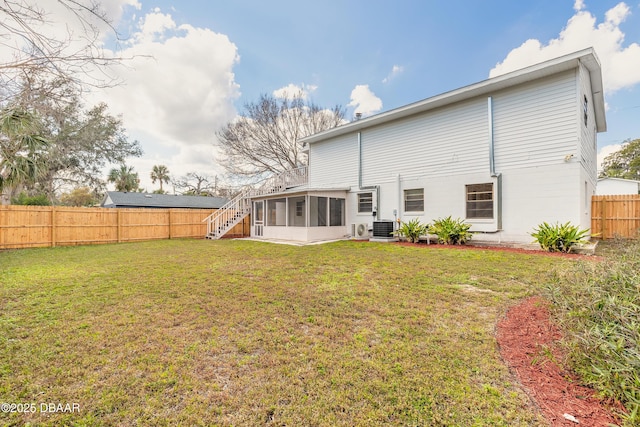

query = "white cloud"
88;9;240;188
597;143;622;172
490;2;640;94
347;85;383;117
382;65;404;83
273;83;318;100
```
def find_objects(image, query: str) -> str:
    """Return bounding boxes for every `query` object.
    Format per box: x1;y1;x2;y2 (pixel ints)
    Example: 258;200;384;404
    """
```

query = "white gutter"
488;97;502;230
358;131;380;221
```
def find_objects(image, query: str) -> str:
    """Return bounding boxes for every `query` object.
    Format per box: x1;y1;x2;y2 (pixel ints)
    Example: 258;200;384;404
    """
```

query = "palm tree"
150;164;170;193
108;164;139;192
0;108;48;195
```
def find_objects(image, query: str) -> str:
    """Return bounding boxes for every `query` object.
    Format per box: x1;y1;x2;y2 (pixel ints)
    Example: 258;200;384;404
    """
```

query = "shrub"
11;192;51;206
393;218;428;243
531;222;589;253
428;216;472;245
545;240;640;426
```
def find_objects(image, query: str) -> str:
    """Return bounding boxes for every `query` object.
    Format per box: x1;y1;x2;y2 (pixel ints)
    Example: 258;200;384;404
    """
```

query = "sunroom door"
253;201;264;236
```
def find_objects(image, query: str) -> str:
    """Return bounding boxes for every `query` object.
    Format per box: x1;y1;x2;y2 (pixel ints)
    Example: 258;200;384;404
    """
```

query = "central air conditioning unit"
352;223;369;239
371;220;397;242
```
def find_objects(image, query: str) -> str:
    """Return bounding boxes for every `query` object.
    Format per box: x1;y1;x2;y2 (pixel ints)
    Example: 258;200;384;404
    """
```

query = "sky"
5;1;640;191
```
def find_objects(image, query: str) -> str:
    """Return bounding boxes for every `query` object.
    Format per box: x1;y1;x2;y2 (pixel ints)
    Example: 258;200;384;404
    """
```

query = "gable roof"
300;48;606;146
101;192;228;209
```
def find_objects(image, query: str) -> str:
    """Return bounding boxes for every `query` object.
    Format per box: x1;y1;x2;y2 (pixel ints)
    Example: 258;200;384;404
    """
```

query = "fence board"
0;206;250;249
591;194;640;239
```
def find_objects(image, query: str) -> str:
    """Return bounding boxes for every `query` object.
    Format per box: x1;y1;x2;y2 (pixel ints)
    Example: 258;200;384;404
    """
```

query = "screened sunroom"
250;189;349;242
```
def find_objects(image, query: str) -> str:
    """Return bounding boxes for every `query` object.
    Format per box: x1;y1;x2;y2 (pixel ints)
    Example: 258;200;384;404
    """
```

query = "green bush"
428;216;472;245
531;221;589;253
11;192;51;206
393;218;428;243
546;240;640;425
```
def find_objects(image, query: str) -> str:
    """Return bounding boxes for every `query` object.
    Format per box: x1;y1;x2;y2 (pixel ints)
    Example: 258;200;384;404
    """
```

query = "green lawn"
0;240;575;426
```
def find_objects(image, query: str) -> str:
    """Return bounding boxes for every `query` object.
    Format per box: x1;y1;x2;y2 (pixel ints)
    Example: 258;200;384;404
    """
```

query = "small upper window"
358;192;373;213
583;95;588;126
404;188;424;212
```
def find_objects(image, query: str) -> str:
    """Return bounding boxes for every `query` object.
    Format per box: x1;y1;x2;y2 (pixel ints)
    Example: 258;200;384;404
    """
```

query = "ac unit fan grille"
373;221;394;238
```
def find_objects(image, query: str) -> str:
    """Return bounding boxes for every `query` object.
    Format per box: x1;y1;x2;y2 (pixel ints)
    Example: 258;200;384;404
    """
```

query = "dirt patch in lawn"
496;296;623;426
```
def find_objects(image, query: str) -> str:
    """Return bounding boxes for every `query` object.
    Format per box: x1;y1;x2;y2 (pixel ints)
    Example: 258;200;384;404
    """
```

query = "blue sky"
7;1;640;190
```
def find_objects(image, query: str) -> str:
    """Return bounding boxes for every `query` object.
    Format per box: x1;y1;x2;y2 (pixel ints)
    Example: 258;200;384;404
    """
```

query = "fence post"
51;206;56;247
168;209;172;239
600;198;607;240
117;209;122;243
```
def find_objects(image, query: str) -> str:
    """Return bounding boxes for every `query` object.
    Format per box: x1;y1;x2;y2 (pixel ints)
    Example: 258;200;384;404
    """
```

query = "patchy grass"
546;239;640;426
0;240;575;426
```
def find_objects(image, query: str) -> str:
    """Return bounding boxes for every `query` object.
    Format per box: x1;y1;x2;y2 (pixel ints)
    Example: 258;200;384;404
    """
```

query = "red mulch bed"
391;241;621;425
392;240;599;260
496;297;623;426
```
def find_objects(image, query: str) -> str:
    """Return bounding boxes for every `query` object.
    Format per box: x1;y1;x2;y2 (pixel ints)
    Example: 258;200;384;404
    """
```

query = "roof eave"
300;48;606;144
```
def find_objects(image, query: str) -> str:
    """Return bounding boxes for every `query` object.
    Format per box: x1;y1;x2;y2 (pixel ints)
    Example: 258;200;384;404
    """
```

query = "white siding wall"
493;70;578;170
577;62;599;232
308;134;358;187
307;69;590;243
361;98;488;184
578;64;598;182
596;179;640;195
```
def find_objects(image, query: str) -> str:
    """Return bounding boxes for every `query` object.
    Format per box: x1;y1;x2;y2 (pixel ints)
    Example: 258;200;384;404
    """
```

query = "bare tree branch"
216;91;346;179
0;0;141;100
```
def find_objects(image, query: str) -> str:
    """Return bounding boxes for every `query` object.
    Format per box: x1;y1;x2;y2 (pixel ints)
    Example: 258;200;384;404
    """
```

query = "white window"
466;183;493;219
404;189;424;212
358;192;373;213
583;95;588;126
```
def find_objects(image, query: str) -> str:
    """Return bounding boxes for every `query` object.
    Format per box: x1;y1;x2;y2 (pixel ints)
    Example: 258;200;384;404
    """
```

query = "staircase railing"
254;166;307;195
204;188;252;239
203;166;308;239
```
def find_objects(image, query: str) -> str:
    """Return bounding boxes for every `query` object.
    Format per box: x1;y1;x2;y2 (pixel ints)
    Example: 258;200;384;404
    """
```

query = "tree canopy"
600;138;640;180
216;92;346;178
1;75;142;200
151;165;170;193
108;164;140;192
0;108;48;195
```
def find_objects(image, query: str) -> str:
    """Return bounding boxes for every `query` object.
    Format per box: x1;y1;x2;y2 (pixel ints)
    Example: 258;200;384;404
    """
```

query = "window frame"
357;192;373;213
404;188;424;212
465;183;494;219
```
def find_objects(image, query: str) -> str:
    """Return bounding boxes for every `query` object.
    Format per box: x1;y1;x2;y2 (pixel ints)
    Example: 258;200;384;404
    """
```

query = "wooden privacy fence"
591;194;640;239
0;205;250;249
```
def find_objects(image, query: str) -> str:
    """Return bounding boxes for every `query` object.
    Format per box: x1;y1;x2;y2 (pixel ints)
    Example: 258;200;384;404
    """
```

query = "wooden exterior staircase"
204;166;307;239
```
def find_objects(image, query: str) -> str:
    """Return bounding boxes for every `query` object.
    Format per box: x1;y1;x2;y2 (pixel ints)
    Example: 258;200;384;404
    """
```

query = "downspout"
488;97;502;231
358;131;379;221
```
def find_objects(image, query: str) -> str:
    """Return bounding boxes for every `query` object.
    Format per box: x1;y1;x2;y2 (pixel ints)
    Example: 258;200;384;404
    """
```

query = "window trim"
404;188;424;212
583;95;588;127
357;192;373;213
466;183;493;219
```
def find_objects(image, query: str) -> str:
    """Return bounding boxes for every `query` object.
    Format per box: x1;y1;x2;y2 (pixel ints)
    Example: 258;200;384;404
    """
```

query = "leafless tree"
216;91;346;179
0;0;134;100
173;172;217;196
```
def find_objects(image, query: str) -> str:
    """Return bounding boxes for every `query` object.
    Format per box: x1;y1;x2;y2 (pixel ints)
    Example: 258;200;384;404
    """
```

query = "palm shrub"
393;218;428;243
428;216;472;245
530;222;589;253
